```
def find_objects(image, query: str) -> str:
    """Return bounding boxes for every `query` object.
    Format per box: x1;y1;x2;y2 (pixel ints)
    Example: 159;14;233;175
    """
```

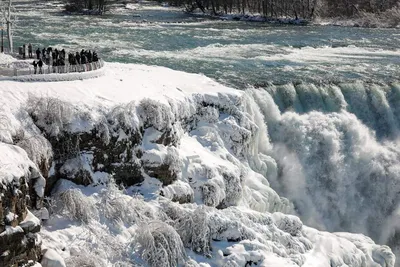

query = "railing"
0;59;104;77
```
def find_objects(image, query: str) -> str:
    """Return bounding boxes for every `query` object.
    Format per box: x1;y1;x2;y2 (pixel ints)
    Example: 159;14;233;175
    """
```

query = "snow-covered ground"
314;7;400;28
0;58;396;266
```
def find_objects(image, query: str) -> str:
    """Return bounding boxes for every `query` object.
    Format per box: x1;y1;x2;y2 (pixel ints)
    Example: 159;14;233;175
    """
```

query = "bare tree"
65;0;108;14
0;0;15;53
168;0;398;20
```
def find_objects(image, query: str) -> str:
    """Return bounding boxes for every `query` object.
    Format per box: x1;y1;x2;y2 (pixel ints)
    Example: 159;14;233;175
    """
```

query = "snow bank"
0;52;18;66
41;248;66;267
0;143;33;184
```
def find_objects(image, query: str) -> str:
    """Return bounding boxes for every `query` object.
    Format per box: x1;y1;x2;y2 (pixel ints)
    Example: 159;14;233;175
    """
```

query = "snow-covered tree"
0;0;15;53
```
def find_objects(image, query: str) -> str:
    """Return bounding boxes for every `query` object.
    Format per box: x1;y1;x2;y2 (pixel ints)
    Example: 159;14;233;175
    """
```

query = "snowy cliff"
0;143;44;266
0;61;397;266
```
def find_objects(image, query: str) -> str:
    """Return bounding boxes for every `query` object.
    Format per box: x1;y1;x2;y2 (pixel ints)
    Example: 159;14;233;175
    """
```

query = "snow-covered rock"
0;143;44;266
41;249;66;267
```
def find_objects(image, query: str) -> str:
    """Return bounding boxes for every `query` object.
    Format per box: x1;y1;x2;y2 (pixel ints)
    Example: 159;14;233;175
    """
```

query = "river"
13;0;400;88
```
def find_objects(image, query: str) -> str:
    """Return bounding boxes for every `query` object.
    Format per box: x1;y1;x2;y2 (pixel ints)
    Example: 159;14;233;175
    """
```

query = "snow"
0;142;47;204
0;62;239;112
20;210;41;230
0;52;18;66
125;3;139;10
303;227;395;267
41;248;66;267
0;143;33;184
0;225;24;236
160;180;194;202
38;179;394;267
5;212;18;222
0;61;396;266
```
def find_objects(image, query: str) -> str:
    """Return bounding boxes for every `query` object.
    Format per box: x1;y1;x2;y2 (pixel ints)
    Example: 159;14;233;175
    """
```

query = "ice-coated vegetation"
40;179;395;267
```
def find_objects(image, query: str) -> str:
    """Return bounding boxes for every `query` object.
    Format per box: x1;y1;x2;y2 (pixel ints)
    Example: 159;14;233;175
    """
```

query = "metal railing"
0;59;104;77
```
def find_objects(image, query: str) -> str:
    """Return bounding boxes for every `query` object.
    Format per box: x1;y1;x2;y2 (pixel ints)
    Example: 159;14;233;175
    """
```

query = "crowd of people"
26;44;100;74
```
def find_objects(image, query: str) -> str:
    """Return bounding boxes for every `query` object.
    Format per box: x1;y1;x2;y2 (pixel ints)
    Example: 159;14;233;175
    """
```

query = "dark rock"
160;189;194;204
155;128;178;146
144;163;177;186
170;193;193;204
0;173;42;267
112;163;143;187
45;127;145;192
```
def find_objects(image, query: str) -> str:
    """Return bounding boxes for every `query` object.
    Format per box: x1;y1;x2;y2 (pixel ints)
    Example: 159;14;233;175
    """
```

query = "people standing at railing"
28;43;33;58
32;60;38;74
20;44;102;75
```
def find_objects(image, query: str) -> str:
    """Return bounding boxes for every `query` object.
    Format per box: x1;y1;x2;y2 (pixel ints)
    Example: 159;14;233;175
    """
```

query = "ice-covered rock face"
25;92;289;214
0;143;44;266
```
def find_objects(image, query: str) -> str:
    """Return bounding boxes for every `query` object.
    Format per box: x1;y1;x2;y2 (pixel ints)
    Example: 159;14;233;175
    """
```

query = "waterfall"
247;80;400;253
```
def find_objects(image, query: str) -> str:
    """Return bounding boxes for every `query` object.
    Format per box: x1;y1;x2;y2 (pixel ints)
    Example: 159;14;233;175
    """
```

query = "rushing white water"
248;81;400;259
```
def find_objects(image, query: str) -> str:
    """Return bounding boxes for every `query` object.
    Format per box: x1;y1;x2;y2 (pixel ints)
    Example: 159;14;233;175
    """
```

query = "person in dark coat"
87;50;92;63
28;43;33;58
38;59;43;74
42;48;47;63
81;54;87;64
47;47;52;65
32;60;38;74
80;49;85;60
76;52;81;64
52;58;57;73
68;53;73;65
93;51;98;62
36;48;41;60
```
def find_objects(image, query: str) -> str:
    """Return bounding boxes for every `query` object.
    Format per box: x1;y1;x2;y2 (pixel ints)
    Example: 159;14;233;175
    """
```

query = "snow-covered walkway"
0;53;105;82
